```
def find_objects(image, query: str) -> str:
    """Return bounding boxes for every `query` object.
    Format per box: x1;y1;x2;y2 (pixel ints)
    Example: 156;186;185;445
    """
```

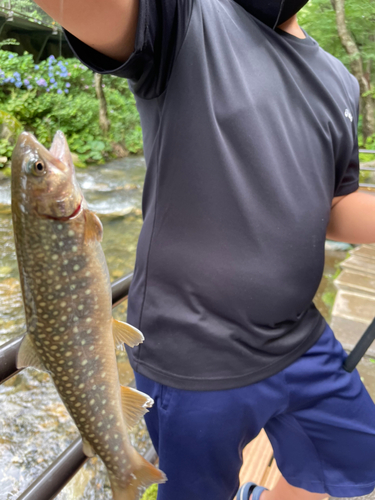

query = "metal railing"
0;272;157;500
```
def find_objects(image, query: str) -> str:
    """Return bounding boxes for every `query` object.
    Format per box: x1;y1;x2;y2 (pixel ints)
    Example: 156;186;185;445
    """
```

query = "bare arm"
327;191;375;243
34;0;139;62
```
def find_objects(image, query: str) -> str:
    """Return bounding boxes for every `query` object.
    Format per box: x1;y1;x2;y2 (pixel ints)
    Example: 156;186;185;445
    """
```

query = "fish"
11;131;166;500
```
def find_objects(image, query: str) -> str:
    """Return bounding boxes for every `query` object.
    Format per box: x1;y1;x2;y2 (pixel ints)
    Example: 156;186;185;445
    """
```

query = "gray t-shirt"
66;0;360;390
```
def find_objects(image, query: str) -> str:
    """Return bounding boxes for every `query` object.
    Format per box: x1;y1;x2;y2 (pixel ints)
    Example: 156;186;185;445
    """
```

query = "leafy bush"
141;484;158;500
0;49;143;165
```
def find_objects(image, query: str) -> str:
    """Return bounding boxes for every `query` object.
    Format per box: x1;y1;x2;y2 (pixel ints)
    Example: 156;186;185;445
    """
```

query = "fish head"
11;131;82;220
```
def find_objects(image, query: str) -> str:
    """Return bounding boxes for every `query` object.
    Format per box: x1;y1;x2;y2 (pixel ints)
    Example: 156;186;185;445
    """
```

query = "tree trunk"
331;0;374;144
94;73;110;135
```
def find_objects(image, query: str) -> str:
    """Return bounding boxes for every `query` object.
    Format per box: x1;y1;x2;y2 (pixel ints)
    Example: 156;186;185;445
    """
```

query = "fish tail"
111;452;167;500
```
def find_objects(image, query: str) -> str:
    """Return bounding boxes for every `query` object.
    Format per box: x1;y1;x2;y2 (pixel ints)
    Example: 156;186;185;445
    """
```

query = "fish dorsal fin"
120;386;153;429
17;333;46;372
84;210;103;244
82;438;96;458
112;318;144;349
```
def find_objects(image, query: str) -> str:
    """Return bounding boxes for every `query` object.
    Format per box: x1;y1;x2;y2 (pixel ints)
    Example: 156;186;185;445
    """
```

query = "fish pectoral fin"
121;386;154;429
82;438;95;458
17;334;46;372
84;210;103;244
111;451;166;500
112;319;144;349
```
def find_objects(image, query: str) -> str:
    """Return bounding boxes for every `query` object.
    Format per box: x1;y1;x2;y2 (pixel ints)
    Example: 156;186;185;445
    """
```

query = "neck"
277;14;306;39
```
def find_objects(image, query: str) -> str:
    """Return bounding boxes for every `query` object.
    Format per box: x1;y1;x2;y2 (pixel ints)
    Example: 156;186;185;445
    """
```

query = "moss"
141;484;158;500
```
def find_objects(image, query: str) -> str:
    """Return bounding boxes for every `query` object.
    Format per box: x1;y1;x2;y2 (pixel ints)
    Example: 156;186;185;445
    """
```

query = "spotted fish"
11;131;166;500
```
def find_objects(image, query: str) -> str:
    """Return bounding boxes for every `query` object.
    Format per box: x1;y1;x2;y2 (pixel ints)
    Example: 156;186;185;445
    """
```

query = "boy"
32;1;375;499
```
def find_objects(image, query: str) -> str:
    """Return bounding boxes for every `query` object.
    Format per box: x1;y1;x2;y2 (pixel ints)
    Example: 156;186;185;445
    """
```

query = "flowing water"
0;158;373;500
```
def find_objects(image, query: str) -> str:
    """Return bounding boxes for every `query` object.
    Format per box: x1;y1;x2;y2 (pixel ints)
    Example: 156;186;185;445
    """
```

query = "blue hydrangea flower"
15;81;22;88
34;65;40;70
66;82;71;88
27;85;33;90
65;89;69;94
50;78;56;83
24;79;30;85
8;54;14;59
57;89;62;94
37;78;47;87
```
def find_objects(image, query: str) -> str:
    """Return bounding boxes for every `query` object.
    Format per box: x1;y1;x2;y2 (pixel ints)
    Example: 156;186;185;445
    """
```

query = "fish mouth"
38;199;83;221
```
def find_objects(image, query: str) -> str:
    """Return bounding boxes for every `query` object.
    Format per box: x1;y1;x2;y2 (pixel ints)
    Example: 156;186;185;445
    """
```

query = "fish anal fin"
84;210;103;244
82;438;95;458
111;451;166;500
17;334;46;372
112;319;144;349
121;386;153;429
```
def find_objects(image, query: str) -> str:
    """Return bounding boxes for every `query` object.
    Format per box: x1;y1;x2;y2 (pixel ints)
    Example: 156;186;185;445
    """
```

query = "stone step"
331;289;375;324
340;255;375;276
330;316;375;356
350;245;375;262
335;270;375;297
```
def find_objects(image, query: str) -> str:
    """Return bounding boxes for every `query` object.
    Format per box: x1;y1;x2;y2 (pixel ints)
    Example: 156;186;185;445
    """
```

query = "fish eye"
32;160;46;176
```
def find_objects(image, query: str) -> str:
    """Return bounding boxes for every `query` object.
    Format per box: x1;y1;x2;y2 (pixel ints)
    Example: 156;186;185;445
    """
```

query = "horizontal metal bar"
360;167;375;172
17;418;157;500
0;273;133;386
112;273;133;308
359;149;375;154
17;438;88;500
0;335;22;384
359;183;375;189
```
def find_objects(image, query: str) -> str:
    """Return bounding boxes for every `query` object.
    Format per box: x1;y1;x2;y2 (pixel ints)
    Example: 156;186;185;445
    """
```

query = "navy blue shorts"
135;324;375;500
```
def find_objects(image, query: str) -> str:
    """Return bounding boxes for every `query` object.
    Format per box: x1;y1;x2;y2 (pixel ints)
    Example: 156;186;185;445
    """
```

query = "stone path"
331;244;375;357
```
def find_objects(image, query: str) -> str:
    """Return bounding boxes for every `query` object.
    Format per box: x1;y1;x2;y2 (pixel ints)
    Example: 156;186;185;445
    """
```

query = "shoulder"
318;47;359;101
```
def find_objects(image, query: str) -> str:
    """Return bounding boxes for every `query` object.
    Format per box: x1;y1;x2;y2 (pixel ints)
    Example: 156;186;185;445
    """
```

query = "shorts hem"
283;475;375;497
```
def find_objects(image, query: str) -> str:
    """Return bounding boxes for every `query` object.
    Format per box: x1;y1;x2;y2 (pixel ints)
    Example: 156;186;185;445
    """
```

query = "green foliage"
299;0;375;83
0;49;143;165
0;39;20;49
1;0;54;25
141;484;158;500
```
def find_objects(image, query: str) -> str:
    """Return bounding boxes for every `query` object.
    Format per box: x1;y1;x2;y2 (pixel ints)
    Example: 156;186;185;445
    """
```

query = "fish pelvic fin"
17;333;47;372
82;438;95;458
121;386;153;429
112;319;144;349
111;452;166;500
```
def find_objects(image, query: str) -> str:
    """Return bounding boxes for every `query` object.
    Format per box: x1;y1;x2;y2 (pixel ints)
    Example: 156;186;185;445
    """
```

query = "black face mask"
235;0;309;30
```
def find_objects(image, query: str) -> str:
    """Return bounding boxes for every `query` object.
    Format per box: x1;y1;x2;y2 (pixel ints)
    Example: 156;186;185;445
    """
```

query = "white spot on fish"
52;255;58;261
72;246;78;252
68;230;75;237
85;290;91;295
73;265;80;271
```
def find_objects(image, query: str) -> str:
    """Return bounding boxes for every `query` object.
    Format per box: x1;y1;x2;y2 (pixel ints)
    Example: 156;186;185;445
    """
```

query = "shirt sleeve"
334;79;360;197
64;0;194;99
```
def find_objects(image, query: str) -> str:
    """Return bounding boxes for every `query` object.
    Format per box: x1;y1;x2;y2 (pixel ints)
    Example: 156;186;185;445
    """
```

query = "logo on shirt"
345;108;353;122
